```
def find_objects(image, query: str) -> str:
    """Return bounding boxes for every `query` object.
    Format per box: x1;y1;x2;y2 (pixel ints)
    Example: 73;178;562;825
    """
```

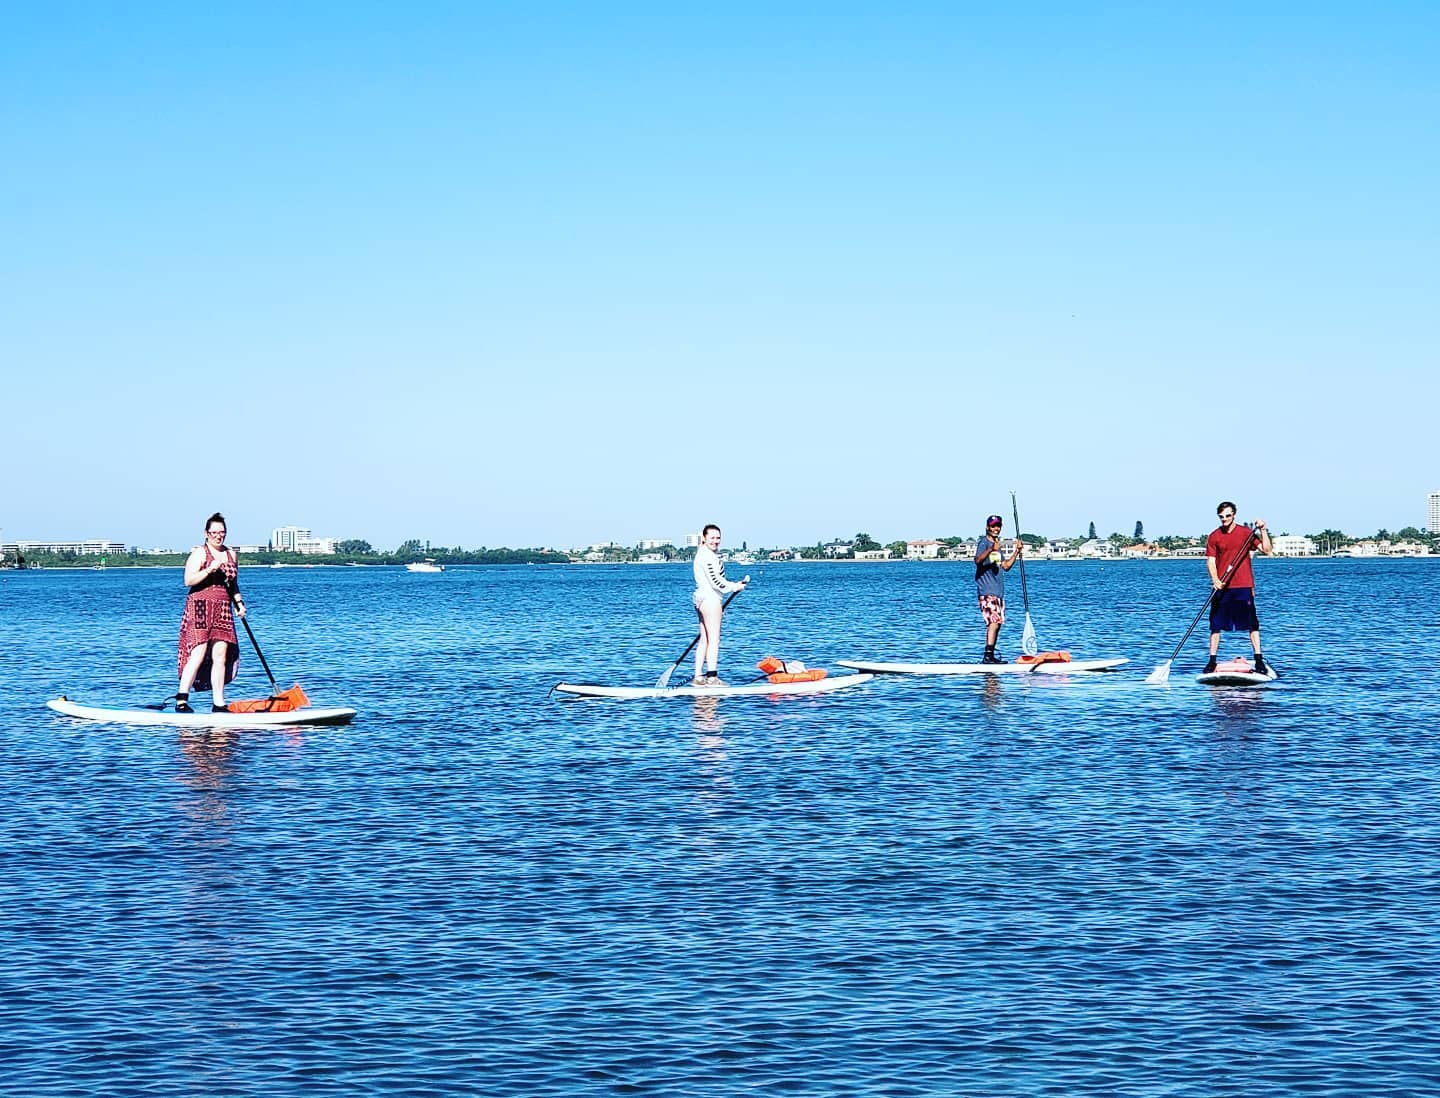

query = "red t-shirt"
1206;524;1256;589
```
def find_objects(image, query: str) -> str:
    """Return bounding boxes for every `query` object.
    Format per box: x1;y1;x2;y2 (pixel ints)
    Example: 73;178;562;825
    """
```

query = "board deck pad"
48;697;358;727
835;657;1127;676
1196;659;1278;687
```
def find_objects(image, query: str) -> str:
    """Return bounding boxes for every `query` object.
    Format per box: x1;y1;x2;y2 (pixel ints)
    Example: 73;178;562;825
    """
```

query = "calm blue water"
3;559;1439;1096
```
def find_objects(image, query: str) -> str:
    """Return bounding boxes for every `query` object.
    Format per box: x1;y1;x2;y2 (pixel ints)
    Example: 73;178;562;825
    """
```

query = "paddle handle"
227;577;278;692
1010;492;1030;612
1163;530;1260;663
239;614;279;691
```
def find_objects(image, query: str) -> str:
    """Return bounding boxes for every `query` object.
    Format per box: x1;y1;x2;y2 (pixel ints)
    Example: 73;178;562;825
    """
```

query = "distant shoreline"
7;554;1436;574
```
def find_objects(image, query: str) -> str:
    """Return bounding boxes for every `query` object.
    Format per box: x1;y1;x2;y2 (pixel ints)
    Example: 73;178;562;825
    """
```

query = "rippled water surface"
4;560;1440;1095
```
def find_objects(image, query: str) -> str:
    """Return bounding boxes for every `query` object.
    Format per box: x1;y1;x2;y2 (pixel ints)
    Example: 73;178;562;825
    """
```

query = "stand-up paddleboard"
554;673;874;700
48;696;358;727
1196;659;1278;687
836;657;1127;676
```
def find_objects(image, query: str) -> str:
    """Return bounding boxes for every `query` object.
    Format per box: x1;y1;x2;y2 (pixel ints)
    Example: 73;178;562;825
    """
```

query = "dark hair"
1216;501;1237;516
702;523;721;538
206;512;227;531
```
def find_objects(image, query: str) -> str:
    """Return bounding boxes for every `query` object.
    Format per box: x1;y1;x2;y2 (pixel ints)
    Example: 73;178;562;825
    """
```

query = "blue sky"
5;3;1436;551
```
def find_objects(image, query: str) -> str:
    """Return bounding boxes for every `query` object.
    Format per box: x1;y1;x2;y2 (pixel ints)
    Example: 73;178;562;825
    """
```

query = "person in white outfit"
692;523;748;686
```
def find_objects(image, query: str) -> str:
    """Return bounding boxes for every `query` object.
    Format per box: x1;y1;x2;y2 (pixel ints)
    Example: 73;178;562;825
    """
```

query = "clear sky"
5;3;1436;551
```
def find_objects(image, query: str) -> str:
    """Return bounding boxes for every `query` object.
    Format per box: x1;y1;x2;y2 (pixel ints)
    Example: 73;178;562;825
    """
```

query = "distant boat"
406;559;444;573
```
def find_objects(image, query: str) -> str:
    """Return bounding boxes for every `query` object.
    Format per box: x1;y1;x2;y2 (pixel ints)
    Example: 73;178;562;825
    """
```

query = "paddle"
1010;492;1037;657
656;580;748;689
225;577;285;697
1144;529;1260;686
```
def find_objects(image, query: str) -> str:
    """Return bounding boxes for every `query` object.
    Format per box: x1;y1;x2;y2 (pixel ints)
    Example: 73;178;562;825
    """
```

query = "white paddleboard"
48;696;358;727
1196;666;1278;687
553;673;874;700
835;657;1128;676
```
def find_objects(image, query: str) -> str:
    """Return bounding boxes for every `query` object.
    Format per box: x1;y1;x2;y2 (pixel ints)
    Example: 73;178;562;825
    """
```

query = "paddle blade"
1021;614;1038;657
1144;661;1172;686
656;664;676;689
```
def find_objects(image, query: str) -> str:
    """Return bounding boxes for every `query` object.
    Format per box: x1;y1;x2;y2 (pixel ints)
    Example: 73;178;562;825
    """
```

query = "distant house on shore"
1391;540;1432;555
906;539;943;560
1337;540;1381;557
1271;534;1317;556
1347;539;1433;557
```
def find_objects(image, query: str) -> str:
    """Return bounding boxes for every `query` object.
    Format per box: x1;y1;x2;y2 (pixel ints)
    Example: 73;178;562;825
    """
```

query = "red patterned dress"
177;544;240;690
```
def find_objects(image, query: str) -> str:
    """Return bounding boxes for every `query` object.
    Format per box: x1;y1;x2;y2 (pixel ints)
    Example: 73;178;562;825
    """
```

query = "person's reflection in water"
1208;687;1271;728
176;729;245;839
1200;691;1277;822
171;728;254;999
692;695;726;738
980;675;1005;712
690;696;735;831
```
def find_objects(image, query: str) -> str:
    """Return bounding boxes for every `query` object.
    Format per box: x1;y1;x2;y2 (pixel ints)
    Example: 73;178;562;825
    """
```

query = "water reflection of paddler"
1208;687;1270;722
691;695;726;737
176;512;247;714
177;728;242;832
980;674;1004;712
690;697;734;816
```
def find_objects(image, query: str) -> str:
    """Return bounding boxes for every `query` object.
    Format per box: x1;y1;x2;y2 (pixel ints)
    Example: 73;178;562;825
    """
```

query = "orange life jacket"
1015;651;1072;665
756;657;829;684
227;684;310;713
765;669;829;683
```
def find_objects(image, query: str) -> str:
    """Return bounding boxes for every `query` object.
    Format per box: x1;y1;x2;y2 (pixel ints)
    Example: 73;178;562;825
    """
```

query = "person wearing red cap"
973;514;1023;663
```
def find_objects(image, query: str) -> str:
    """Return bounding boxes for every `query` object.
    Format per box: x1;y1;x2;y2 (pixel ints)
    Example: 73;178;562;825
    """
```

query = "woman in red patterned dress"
175;512;247;713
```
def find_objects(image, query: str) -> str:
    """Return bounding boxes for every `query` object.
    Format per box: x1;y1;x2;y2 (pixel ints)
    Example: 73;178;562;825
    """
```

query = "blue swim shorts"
1210;587;1260;633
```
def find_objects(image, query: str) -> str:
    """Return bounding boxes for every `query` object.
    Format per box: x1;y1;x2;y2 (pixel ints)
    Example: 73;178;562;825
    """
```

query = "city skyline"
6;498;1438;560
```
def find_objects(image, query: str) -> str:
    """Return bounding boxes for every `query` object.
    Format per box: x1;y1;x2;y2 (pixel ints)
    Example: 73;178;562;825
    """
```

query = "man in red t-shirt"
1204;500;1273;673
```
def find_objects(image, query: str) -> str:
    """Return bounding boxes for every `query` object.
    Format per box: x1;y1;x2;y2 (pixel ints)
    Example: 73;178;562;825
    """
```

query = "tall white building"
1429;492;1440;534
270;526;337;554
271;526;311;551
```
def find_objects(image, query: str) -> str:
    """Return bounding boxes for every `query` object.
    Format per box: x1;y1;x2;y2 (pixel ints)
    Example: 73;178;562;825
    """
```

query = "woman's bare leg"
179;643;207;694
698;600;723;676
209;641;230;705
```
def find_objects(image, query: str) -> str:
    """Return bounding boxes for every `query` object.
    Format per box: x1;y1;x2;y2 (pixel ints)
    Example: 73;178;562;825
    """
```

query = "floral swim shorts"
978;594;1006;626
